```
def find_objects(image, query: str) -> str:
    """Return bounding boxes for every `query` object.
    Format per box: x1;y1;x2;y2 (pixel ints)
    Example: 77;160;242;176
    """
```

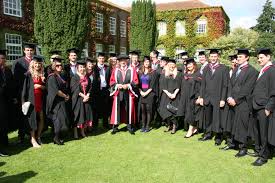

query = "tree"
209;28;259;65
253;0;275;33
130;0;157;57
34;0;90;62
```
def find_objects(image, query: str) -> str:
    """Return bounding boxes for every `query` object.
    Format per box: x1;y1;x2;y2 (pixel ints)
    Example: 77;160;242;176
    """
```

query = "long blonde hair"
164;63;178;78
29;60;44;79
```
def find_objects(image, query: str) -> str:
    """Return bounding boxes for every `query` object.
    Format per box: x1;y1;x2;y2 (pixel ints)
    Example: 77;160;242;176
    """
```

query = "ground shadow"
0;171;37;183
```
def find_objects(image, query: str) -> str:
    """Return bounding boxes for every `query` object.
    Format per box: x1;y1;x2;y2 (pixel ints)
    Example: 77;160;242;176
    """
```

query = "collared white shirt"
200;62;208;74
98;63;107;88
258;61;272;79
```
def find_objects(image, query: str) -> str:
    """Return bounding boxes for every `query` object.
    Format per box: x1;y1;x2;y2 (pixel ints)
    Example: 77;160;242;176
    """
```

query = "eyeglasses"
56;64;62;67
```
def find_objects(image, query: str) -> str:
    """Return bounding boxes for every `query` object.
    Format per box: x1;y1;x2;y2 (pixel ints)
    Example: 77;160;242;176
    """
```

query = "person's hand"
220;100;225;108
199;98;204;106
170;93;176;99
140;91;145;97
228;98;236;107
34;84;41;89
65;95;70;101
265;109;271;116
117;84;123;90
122;84;129;90
195;98;200;105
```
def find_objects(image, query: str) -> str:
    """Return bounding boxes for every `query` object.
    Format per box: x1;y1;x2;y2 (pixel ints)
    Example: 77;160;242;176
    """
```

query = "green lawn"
1;125;275;183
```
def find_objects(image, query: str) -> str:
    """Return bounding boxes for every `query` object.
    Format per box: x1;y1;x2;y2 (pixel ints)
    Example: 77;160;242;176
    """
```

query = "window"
110;17;116;35
120;20;126;38
157;48;165;56
196;19;207;34
5;33;22;62
96;13;103;33
96;43;103;56
81;42;89;58
3;0;22;17
109;45;115;53
175;21;185;36
120;47;126;55
157;21;167;36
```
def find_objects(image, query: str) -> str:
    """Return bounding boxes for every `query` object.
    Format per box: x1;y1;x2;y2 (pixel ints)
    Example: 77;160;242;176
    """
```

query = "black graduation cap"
23;42;36;49
0;49;7;56
160;56;169;61
185;57;196;65
129;50;141;56
51;55;64;62
236;48;250;56
207;48;221;54
257;48;272;55
76;60;86;65
198;51;206;56
228;54;237;61
49;50;62;55
97;52;106;57
67;48;80;54
179;51;188;56
143;56;150;61
117;55;130;61
151;50;159;56
109;53;117;57
168;58;176;64
85;57;96;63
32;55;44;63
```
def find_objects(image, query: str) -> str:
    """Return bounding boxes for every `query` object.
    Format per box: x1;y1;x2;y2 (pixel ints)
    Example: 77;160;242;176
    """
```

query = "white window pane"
120;47;126;54
109;45;115;53
96;13;104;33
5;33;22;62
120;20;126;38
109;17;116;35
96;43;103;53
196;19;207;34
3;0;22;17
176;21;185;36
157;22;167;36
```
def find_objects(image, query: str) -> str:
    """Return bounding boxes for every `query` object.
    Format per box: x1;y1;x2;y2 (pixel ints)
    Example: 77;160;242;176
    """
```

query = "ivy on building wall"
156;7;230;57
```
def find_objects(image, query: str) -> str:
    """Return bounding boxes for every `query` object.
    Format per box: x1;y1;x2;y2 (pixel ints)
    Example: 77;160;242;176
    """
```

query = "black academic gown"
21;73;46;131
158;72;182;120
70;74;93;127
227;65;258;144
0;67;16;145
46;73;69;133
178;71;201;129
200;63;229;134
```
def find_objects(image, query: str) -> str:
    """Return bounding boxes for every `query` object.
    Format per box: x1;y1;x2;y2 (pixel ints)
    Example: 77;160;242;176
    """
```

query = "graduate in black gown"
150;50;160;71
158;59;181;134
21;56;46;148
12;43;36;143
138;56;157;132
178;58;201;138
130;50;141;72
0;49;16;156
71;60;93;138
196;51;208;132
177;51;188;73
45;50;62;78
93;52;111;129
222;49;258;157
198;48;229;146
251;48;275;166
46;58;70;145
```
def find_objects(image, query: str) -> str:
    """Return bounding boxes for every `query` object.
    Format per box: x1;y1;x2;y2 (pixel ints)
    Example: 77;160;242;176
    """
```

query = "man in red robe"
109;55;139;134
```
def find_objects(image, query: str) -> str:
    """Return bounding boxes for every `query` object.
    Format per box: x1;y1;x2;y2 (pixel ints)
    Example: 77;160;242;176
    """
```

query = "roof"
98;0;130;12
156;0;210;11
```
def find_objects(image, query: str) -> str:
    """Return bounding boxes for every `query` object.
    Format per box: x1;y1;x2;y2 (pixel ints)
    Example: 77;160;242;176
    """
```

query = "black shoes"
215;139;222;146
111;127;119;135
219;145;235;151
53;137;64;145
252;157;268;166
198;135;212;141
37;138;43;145
235;149;247;158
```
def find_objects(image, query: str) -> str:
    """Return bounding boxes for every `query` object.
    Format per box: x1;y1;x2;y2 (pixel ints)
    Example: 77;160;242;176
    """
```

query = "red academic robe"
109;67;139;125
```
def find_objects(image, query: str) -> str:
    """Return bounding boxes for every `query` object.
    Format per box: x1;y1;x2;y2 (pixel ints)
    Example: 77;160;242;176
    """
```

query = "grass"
1;125;275;183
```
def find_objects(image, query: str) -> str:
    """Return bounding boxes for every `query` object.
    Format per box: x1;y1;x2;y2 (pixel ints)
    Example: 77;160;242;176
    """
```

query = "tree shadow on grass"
0;171;37;183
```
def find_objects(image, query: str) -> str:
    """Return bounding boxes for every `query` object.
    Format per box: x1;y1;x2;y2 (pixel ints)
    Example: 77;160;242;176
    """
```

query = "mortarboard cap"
76;60;86;65
117;55;130;61
67;48;80;54
109;53;117;57
160;56;169;61
129;50;141;56
51;55;64;62
185;57;196;65
236;48;250;56
228;54;237;61
168;58;176;64
179;51;188;56
0;49;7;56
97;52;106;57
143;56;150;61
32;55;44;63
23;42;36;49
257;48;272;55
208;48;221;54
85;57;96;63
198;51;206;56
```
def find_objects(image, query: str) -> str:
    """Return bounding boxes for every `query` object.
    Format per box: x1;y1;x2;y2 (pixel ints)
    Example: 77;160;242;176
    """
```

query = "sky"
108;0;275;29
